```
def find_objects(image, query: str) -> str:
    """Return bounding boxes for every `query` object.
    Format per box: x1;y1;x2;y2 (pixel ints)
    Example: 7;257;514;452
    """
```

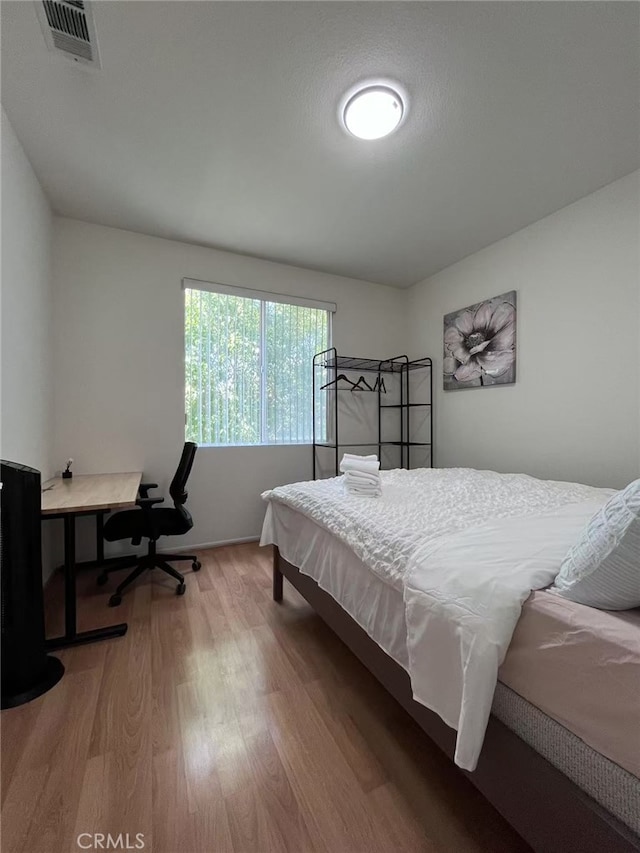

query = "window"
184;279;333;446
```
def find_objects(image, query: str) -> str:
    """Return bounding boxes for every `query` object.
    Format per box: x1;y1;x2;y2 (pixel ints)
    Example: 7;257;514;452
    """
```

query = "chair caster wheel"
97;572;108;586
109;594;122;607
192;560;201;571
176;583;186;596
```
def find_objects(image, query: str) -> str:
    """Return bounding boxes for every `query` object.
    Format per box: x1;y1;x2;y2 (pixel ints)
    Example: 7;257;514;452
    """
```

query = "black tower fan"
1;461;64;709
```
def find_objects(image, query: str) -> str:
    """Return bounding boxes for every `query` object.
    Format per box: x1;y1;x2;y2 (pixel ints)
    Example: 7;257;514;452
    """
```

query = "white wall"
407;171;640;489
50;171;638;563
52;219;407;554
1;109;55;578
1;108;53;476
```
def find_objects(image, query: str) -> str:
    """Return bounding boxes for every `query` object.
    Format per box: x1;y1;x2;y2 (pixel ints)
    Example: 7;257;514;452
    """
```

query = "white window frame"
183;278;335;447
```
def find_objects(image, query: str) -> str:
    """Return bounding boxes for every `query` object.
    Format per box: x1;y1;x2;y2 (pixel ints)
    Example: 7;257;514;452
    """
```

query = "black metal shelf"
383;441;432;446
321;355;431;375
380;403;432;409
315;442;381;448
312;348;433;478
315;441;431;449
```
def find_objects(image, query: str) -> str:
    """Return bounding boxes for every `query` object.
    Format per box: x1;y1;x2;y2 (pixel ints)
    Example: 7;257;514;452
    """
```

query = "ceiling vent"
35;0;100;67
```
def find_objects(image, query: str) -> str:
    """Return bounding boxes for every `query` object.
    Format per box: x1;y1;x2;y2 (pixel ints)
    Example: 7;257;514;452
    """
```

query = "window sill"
194;442;317;449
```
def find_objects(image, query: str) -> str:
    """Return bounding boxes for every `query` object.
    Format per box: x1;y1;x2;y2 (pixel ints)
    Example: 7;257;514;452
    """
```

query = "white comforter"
261;468;613;769
403;501;607;770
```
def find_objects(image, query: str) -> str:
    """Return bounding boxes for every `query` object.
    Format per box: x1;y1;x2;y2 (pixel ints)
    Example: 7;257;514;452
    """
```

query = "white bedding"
261;501;410;667
262;468;611;588
403;501;607;770
261;467;614;771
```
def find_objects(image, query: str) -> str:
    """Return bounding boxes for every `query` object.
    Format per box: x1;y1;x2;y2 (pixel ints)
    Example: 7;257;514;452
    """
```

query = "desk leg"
46;623;128;650
96;512;105;565
54;510;135;572
45;513;128;651
76;511;136;572
63;515;77;639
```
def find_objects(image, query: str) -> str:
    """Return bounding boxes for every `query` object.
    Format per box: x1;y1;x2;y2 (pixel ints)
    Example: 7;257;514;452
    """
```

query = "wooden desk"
41;472;142;515
42;472;142;650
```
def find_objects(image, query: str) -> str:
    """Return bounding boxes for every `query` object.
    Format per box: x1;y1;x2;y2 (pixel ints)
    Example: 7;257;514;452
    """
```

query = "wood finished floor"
1;543;531;853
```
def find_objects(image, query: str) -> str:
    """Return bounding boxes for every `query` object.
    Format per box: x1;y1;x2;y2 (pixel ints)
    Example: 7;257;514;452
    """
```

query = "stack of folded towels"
339;453;382;498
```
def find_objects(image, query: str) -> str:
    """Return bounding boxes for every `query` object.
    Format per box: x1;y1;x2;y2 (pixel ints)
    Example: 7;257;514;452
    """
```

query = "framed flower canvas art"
443;291;516;390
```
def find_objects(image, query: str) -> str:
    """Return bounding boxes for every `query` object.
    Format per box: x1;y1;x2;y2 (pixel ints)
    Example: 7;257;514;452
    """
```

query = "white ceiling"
2;2;638;287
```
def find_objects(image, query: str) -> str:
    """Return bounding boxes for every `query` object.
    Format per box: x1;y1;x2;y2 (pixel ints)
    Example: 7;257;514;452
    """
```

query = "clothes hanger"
352;375;375;392
320;373;358;390
321;374;385;392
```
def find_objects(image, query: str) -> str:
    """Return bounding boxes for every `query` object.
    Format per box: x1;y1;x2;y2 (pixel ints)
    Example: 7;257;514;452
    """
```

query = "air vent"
35;0;100;67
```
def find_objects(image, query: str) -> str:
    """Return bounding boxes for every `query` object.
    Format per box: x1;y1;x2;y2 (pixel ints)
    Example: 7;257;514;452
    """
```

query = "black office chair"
99;442;201;606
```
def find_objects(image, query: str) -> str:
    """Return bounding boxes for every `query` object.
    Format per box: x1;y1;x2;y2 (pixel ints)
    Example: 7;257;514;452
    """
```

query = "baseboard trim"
169;536;261;552
46;537;262;574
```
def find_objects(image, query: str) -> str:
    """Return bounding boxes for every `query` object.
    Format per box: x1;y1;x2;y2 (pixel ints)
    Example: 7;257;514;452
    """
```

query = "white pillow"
551;478;640;610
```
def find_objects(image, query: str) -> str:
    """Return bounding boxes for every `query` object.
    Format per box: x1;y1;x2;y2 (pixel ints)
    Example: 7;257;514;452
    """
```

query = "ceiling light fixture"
342;85;405;140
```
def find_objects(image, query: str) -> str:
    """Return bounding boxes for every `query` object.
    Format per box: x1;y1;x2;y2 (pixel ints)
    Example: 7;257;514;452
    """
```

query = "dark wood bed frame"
273;547;639;853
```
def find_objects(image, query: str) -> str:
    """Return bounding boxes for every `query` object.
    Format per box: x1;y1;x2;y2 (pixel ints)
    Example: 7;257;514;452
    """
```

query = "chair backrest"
169;442;197;506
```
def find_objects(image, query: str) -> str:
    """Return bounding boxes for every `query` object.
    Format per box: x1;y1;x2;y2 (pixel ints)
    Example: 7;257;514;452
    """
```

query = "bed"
261;468;640;853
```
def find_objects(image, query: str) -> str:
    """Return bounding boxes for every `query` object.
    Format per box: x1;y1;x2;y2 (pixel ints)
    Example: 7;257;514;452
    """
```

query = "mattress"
501;591;640;778
262;500;640;832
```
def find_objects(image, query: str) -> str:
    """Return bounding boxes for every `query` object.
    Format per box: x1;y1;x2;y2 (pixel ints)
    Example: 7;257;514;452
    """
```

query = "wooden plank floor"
1;543;531;853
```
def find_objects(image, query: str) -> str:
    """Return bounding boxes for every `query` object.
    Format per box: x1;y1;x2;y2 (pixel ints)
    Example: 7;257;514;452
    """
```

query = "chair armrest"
135;495;164;542
136;496;164;508
139;482;159;498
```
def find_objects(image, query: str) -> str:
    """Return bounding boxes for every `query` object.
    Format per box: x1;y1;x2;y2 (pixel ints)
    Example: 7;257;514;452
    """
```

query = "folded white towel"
344;465;377;476
342;453;377;462
344;470;380;486
345;483;382;498
345;484;381;496
340;454;382;497
340;458;380;475
343;476;382;499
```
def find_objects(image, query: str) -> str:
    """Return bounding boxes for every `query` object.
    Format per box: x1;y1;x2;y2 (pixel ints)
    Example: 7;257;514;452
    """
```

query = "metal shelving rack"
312;347;433;479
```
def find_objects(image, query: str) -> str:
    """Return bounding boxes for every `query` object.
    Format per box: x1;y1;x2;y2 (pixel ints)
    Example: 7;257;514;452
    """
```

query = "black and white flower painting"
443;291;517;390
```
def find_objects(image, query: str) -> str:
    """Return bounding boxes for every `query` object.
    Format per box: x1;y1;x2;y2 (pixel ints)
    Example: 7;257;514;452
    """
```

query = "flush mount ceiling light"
342;85;405;140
